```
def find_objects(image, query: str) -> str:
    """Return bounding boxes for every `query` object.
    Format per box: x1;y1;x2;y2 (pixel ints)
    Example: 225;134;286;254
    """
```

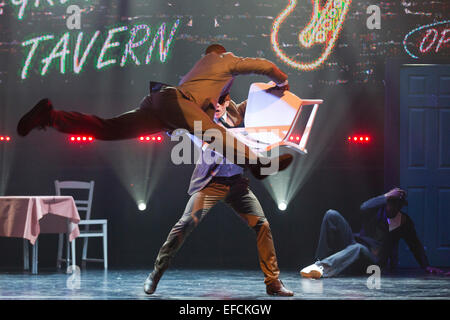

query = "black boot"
17;98;53;137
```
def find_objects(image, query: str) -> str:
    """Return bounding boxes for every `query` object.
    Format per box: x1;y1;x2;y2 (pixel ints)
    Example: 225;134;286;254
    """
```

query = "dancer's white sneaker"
300;263;324;279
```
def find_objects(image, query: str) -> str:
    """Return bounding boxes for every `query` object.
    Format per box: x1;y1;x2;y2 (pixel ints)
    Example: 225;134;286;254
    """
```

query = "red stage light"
288;135;302;142
348;135;372;144
138;135;164;143
69;136;94;143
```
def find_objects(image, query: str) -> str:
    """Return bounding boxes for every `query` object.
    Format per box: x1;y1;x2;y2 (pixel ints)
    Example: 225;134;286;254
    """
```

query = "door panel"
399;65;450;267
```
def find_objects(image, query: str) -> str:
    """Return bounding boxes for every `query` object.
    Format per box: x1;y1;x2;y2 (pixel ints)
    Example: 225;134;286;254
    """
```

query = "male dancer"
144;94;294;296
300;188;445;278
17;44;293;179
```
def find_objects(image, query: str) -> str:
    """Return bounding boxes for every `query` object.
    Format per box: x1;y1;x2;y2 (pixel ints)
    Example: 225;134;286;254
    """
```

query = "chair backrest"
235;82;322;155
244;82;303;143
55;180;94;221
245;82;303;128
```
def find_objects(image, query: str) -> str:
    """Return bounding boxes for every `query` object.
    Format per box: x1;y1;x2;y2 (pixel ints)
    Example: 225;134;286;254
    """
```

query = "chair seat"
79;219;107;225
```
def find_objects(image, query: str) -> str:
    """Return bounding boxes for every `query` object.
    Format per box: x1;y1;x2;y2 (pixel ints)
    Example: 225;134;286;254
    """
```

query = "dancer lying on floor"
300;188;445;278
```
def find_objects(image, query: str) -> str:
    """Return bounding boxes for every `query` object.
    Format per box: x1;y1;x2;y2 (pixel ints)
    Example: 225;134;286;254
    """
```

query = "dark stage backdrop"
0;1;448;270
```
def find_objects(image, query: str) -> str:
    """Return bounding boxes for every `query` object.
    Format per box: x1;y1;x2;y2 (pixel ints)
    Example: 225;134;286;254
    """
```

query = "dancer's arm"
228;53;288;86
360;188;406;211
403;217;428;269
360;195;387;211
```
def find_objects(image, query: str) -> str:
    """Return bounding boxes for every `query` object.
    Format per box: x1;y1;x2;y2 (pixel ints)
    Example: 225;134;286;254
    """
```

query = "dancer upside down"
145;94;294;296
17;44;293;179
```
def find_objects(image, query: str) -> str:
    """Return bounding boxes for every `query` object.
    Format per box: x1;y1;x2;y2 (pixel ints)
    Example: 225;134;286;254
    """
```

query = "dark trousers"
315;210;376;277
153;177;280;285
50;87;259;163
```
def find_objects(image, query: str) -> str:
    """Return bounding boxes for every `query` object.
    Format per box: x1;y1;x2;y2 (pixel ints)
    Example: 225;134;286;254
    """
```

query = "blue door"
399;64;450;267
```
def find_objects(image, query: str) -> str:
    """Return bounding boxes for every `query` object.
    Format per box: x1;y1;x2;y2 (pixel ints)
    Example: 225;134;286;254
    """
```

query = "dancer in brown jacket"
17;44;293;178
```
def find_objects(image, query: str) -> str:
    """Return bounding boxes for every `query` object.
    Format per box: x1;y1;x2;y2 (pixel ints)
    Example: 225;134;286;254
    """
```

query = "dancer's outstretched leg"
18;91;293;178
17;98;164;140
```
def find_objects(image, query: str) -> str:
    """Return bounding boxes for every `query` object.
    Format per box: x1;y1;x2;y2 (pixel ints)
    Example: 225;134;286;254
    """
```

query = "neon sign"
11;0;90;20
271;0;352;71
20;20;180;79
403;20;450;59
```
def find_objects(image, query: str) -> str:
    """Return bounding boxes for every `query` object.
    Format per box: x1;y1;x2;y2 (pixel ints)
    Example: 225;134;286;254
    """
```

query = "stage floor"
0;269;449;300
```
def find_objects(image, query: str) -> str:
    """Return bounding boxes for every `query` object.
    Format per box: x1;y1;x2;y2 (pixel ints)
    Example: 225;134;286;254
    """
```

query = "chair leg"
82;237;89;266
103;223;108;270
32;239;38;275
57;233;64;269
71;238;76;270
66;234;70;267
23;239;29;271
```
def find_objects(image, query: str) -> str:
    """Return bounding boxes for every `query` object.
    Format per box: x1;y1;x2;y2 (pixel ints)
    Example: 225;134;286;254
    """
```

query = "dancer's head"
386;197;407;218
214;94;230;120
205;44;227;55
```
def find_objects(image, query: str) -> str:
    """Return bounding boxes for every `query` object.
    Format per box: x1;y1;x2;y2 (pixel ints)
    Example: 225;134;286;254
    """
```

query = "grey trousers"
315;210;377;277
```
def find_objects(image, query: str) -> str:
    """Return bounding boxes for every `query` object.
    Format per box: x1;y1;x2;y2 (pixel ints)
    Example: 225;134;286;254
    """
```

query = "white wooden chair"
55;180;108;270
228;82;323;156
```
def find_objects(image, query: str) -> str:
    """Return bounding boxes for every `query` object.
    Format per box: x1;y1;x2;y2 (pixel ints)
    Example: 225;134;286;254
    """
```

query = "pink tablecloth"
0;196;80;245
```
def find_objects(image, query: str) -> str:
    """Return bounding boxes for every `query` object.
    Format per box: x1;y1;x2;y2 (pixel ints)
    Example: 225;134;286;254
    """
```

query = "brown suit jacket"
187;99;247;195
225;99;247;127
177;52;287;112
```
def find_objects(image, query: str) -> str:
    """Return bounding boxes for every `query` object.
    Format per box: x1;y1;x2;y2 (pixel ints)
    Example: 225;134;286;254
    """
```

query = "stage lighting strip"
139;135;163;142
70;136;94;142
403;20;450;59
271;0;352;71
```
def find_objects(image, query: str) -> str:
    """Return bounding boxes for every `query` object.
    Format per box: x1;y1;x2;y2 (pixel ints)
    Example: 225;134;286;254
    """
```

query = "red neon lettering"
419;29;438;53
436;29;450;53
